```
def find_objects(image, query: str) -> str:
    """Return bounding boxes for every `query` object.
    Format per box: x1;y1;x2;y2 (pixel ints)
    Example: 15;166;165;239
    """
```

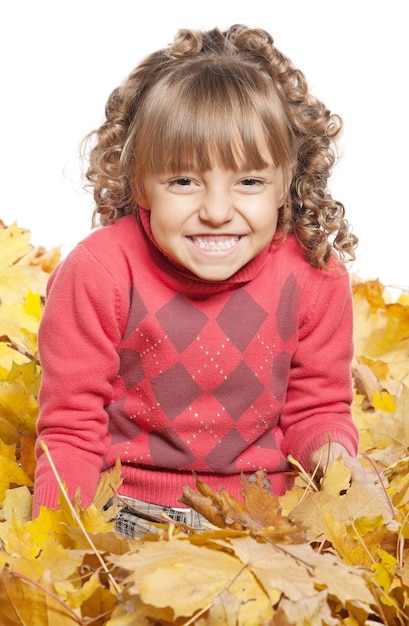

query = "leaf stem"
10;570;85;625
362;454;397;521
39;440;121;594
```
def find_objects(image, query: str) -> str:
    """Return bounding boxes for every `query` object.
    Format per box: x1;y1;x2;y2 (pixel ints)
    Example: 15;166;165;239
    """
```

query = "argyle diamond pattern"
150;362;203;420
276;274;301;342
212;361;264;421
118;347;146;390
108;396;142;444
216;289;268;351
123;287;148;340
204;428;248;472
270;349;292;401
149;427;196;467
155;294;208;352
111;278;301;473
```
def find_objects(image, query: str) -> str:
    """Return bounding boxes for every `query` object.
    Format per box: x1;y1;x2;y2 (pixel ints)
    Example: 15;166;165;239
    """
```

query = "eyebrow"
236;163;277;174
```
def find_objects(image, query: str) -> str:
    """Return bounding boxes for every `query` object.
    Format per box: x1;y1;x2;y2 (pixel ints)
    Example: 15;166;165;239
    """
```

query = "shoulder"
269;235;352;325
45;216;144;333
47;215;145;299
272;234;349;284
79;215;143;257
55;215;143;280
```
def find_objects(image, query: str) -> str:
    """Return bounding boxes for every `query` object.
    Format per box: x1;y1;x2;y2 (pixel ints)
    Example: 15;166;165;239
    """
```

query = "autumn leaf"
0;360;40;446
280;473;395;544
109;538;274;622
0;564;83;626
0;442;33;503
180;470;305;541
1;222;409;625
227;535;375;607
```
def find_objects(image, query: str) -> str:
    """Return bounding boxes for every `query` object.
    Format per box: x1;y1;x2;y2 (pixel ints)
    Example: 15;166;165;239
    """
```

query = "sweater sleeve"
280;264;359;471
32;243;128;517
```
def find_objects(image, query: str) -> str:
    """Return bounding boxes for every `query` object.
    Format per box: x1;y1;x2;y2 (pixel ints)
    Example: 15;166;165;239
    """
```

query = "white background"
1;1;407;290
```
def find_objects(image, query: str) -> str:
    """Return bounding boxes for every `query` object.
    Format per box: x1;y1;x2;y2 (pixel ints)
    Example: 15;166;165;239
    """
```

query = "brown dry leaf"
92;457;123;509
180;471;304;541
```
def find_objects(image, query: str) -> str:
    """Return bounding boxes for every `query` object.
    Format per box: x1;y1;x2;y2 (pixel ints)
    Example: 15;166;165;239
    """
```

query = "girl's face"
136;136;285;282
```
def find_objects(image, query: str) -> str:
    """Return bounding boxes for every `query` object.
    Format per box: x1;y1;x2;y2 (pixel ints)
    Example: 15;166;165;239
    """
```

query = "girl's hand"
309;442;373;485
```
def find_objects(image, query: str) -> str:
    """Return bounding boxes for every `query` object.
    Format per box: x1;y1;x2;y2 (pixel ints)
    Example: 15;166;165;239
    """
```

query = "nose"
198;189;234;225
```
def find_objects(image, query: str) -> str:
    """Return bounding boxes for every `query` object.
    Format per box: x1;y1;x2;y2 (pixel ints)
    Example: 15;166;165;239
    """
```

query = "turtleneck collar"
138;207;273;295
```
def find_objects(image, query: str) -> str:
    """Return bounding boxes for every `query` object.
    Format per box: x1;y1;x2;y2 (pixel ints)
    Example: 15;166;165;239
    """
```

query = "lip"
186;234;245;256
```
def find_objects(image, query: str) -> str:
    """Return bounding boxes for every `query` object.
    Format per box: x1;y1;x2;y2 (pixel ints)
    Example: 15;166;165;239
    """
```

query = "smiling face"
129;57;294;279
137;137;285;281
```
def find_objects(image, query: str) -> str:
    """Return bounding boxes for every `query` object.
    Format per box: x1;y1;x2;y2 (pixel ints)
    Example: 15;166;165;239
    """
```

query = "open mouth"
189;236;241;251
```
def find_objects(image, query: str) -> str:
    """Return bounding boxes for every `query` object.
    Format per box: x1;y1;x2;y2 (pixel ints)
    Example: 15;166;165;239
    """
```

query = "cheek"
149;212;178;246
257;206;279;232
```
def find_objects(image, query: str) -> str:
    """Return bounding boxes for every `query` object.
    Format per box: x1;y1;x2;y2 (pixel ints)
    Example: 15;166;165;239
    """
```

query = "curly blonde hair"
82;24;357;268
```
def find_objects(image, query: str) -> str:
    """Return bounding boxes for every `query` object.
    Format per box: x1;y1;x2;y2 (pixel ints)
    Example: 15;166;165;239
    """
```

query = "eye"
238;177;264;187
169;177;195;187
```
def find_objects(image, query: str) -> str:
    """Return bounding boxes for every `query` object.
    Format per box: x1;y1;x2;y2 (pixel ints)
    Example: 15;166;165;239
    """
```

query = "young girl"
33;24;369;535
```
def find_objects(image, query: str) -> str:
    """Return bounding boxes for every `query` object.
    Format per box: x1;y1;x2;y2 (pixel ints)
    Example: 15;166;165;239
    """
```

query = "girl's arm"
32;244;127;517
280;265;360;473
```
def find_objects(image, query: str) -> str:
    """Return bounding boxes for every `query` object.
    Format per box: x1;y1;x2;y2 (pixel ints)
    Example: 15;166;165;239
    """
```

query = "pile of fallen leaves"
0;221;408;625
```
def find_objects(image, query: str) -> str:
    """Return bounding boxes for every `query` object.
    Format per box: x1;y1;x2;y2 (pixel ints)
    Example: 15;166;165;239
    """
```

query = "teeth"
194;236;239;250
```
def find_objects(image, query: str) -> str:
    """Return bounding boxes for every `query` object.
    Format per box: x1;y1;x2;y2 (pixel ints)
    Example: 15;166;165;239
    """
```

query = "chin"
193;268;239;281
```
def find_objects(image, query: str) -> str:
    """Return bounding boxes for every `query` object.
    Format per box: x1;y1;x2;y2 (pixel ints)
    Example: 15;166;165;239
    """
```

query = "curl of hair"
81;24;357;267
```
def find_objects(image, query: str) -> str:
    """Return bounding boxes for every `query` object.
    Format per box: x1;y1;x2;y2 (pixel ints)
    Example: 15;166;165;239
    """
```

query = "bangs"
129;60;294;180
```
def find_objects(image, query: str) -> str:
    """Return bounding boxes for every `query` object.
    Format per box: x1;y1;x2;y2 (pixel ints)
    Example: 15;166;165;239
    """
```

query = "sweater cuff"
288;430;359;474
32;482;62;518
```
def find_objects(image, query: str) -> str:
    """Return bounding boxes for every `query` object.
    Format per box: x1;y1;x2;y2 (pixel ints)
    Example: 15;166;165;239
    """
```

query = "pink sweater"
33;210;358;515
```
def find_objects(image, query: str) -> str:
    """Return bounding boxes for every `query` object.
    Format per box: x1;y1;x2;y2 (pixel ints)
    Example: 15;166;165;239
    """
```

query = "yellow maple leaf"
0;360;40;442
373;390;397;413
0;222;58;373
111;539;270;621
53;570;102;609
0;223;34;269
352;279;409;388
0;505;70;560
194;589;241;626
275;589;338;626
0;447;33;503
284;479;394;545
23;289;42;322
320;457;352;495
2;486;32;523
0;563;81;625
373;548;398;592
